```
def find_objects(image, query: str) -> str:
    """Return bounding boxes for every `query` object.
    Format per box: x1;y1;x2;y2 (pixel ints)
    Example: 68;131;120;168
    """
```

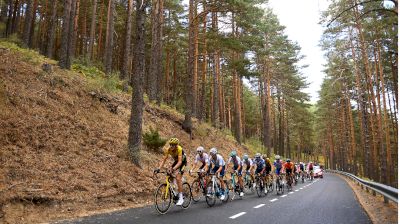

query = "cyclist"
192;146;210;182
154;138;187;206
308;161;314;179
242;154;255;187
227;150;244;197
264;156;273;190
209;147;227;200
253;153;267;194
274;155;283;177
192;146;210;172
284;159;294;186
299;162;305;174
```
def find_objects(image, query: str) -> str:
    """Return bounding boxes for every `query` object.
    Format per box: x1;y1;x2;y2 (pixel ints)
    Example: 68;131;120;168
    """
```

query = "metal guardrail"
327;169;398;203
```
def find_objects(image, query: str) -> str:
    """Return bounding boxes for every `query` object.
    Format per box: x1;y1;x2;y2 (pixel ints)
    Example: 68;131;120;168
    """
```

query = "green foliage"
142;128;167;153
0;38;55;65
194;122;211;138
72;60;127;93
243;137;266;156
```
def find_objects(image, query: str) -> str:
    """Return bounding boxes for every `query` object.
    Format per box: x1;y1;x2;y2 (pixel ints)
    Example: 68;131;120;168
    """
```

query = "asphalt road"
57;173;371;224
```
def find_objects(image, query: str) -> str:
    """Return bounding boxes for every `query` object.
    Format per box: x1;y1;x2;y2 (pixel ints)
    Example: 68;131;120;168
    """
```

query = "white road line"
295;190;299;192
270;198;278;202
281;194;287;198
300;188;303;189
230;212;246;219
289;192;294;194
254;204;265;208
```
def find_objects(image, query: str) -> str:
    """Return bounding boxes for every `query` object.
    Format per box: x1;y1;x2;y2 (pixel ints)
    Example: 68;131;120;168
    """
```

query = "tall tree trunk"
88;0;98;60
164;49;170;103
5;0;14;37
149;0;164;104
70;0;79;59
172;51;177;105
22;0;34;47
28;0;38;48
66;0;77;69
192;0;199;117
121;0;133;80
104;0;114;75
128;0;147;166
377;40;393;185
59;0;72;69
198;6;207;121
37;0;48;52
46;0;58;58
183;0;195;134
97;0;105;60
10;0;20;34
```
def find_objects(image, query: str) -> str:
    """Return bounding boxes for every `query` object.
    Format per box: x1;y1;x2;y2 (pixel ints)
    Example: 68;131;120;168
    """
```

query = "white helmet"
275;155;280;160
196;146;204;153
210;148;218;155
255;153;261;158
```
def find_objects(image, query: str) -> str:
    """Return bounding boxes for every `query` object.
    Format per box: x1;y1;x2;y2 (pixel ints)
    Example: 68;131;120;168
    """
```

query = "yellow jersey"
165;145;184;161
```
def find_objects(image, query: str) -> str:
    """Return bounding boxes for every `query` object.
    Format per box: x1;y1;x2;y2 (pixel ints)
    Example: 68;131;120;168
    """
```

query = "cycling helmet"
169;138;179;145
255;153;261;158
266;157;270;161
196;146;204;153
210;148;218;155
275;155;280;160
243;154;249;160
286;158;291;162
230;150;237;157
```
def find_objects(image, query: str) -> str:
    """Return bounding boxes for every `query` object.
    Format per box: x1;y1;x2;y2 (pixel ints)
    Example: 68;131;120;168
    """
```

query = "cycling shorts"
172;156;187;174
233;165;243;176
212;165;225;177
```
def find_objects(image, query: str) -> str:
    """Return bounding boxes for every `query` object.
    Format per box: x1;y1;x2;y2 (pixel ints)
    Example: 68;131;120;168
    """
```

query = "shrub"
142;128;167;153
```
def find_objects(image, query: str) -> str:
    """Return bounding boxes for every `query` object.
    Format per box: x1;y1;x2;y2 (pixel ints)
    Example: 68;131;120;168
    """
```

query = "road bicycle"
276;173;284;195
265;173;274;193
190;170;207;202
154;171;192;214
255;173;266;197
309;170;314;181
228;171;243;200
205;173;229;207
286;173;293;191
243;171;255;194
294;172;299;185
301;171;305;183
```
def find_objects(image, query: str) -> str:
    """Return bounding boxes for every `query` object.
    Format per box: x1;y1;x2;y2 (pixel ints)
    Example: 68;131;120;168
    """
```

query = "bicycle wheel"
255;178;264;197
205;181;216;207
181;182;192;209
154;183;172;214
222;180;230;202
191;180;202;202
267;178;274;192
244;177;254;194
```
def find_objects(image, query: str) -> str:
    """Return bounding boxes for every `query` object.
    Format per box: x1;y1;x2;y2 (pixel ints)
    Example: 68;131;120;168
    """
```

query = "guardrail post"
372;190;376;196
384;196;389;204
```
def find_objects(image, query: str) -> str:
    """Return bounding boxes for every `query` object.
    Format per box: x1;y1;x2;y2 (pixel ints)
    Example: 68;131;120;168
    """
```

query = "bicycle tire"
191;180;202;202
181;182;192;209
255;177;264;197
154;183;172;214
205;181;216;207
222;180;230;202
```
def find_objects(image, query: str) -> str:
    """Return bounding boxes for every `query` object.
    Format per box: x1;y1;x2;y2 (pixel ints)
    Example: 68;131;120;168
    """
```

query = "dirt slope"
0;42;248;224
